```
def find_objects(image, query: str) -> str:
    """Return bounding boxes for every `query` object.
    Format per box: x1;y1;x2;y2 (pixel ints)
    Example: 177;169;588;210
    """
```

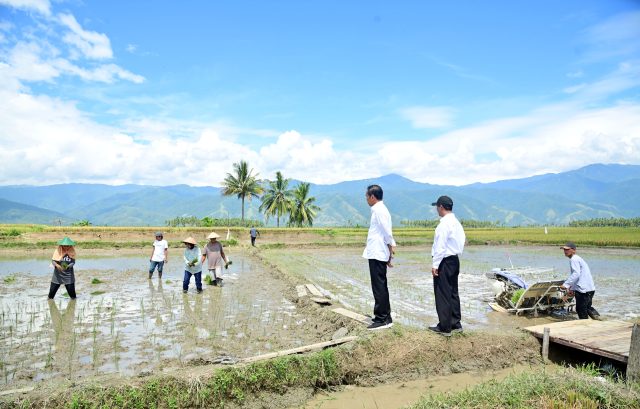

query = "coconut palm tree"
259;171;294;227
221;160;263;222
289;182;321;227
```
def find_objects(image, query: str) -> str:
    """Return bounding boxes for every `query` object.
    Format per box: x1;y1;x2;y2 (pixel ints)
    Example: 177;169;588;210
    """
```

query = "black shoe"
197;289;203;294
183;290;188;294
428;324;451;337
367;320;394;331
452;324;463;333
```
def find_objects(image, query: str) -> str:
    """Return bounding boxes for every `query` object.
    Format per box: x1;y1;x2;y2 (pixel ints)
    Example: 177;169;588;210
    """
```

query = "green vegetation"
260;171;295;227
91;278;104;284
3;274;16;284
90;290;106;296
403;219;502;228
568;217;640;227
71;219;92;226
165;216;264;227
410;367;639;409
222;160;264;222
511;288;526;305
288;182;321;227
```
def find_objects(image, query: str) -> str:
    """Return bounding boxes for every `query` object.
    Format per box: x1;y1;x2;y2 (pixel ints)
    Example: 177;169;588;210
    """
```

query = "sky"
1;0;639;187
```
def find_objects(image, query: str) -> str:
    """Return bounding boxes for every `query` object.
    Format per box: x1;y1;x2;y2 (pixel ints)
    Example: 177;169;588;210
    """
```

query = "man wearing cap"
149;232;168;279
363;184;396;330
559;242;599;320
182;237;203;293
430;195;466;336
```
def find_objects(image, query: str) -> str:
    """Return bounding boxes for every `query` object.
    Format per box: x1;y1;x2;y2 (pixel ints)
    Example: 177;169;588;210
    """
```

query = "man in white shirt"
149;232;169;279
430;195;465;336
362;185;396;330
559;242;599;320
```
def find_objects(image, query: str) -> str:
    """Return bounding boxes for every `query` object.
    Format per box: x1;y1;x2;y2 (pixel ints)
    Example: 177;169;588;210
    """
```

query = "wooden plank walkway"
524;320;635;363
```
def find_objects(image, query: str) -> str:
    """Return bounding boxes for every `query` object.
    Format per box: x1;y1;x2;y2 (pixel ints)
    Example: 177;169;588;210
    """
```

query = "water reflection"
47;299;76;376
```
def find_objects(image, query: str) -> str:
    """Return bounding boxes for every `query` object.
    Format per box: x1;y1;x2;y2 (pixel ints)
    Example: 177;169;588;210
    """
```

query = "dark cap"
431;195;453;207
560;242;576;250
155;231;163;237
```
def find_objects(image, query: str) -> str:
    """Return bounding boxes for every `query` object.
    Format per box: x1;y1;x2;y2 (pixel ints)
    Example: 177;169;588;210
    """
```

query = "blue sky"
1;0;639;186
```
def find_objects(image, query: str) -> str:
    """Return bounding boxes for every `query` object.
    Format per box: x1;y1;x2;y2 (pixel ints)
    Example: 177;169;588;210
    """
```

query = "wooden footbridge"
524;320;640;381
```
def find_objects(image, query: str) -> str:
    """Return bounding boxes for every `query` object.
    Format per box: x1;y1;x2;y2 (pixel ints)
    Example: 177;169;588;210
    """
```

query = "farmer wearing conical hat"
201;232;229;286
49;237;77;299
182;237;203;294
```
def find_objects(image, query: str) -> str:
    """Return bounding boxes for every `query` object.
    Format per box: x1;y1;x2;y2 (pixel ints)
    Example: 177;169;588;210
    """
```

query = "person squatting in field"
182;236;203;293
49;237;77;299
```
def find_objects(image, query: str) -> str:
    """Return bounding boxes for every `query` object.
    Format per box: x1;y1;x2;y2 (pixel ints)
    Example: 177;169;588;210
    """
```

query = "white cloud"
0;0;50;16
399;106;455;129
582;11;640;61
58;13;113;60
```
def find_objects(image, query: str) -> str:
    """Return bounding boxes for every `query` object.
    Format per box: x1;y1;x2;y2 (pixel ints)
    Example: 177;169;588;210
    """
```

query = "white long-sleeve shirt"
362;201;396;262
431;212;465;269
563;254;595;293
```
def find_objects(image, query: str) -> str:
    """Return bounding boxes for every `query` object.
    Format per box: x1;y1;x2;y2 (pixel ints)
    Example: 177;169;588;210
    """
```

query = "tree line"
165;216;264;228
568;217;640;228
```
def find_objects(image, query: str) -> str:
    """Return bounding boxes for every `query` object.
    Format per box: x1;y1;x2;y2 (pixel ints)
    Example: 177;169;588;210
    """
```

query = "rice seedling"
2;274;16;284
91;278;104;284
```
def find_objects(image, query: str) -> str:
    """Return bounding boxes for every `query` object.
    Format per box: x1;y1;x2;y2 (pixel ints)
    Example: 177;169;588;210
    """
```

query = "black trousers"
48;282;76;299
251;236;256;246
575;290;597;319
369;259;391;323
433;255;461;332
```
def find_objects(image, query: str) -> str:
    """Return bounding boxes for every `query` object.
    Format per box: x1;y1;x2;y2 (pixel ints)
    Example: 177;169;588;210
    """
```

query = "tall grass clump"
39;348;341;408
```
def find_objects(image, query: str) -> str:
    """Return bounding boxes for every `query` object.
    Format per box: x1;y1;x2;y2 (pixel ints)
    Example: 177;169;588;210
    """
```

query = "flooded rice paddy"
0;251;326;387
264;245;640;329
0;244;638;389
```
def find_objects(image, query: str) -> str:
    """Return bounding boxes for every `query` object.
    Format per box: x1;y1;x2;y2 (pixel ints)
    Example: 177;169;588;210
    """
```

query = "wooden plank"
305;284;324;297
241;336;358;364
523;320;632;363
628;324;640;383
332;307;371;324
0;386;35;396
488;302;508;313
310;297;332;305
542;327;550;364
296;285;308;297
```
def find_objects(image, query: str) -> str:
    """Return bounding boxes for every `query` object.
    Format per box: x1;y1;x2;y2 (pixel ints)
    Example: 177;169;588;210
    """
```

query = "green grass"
511;288;526;305
29;348;341;408
90;290;106;296
1;225;637;248
91;278;104;284
410;367;639;409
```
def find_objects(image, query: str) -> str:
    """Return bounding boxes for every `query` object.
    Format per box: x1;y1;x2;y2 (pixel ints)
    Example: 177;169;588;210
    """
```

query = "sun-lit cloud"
0;0;50;16
58;13;112;60
399;106;455;129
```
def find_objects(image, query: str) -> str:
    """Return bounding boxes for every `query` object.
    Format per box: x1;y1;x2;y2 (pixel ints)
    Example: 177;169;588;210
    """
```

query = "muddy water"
0;251;326;387
304;365;535;409
264;245;640;330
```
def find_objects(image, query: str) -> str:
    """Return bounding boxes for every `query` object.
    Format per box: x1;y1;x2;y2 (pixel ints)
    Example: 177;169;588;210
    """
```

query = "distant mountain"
0;163;638;226
0;198;66;224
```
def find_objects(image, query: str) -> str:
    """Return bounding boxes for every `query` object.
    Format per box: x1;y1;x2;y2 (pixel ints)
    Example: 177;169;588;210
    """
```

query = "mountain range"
0;163;638;226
